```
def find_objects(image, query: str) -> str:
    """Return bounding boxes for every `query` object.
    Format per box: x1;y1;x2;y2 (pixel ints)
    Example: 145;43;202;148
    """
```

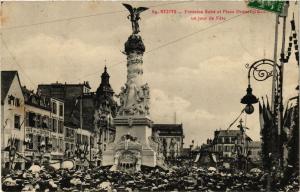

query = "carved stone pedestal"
102;115;163;171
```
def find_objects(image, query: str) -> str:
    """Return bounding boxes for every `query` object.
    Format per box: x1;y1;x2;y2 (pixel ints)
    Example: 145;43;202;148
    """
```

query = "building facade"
152;124;184;159
23;87;51;167
22;87;65;166
38;67;117;166
64;126;76;159
248;141;262;163
212;129;252;158
49;98;65;162
1;71;26;170
38;81;91;126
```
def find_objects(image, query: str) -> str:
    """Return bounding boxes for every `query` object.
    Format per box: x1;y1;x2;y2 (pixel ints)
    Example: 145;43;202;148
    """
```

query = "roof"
22;86;51;111
214;129;253;142
215;130;241;137
38;81;91;89
152;124;184;137
1;71;22;104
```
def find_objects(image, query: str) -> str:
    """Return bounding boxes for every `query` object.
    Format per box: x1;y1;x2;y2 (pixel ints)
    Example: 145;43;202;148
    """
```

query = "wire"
1;35;37;87
146;13;244;54
1;2;189;31
77;13;244;81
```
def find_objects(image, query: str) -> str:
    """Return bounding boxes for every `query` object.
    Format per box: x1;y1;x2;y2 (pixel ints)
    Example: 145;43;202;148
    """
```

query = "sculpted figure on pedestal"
122;4;149;34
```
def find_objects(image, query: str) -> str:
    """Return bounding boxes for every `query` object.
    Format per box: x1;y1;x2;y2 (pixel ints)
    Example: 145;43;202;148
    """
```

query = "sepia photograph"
1;1;299;191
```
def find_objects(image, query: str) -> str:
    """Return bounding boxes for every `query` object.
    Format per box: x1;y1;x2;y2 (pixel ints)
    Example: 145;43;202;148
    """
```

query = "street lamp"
241;85;258;114
240;59;279;113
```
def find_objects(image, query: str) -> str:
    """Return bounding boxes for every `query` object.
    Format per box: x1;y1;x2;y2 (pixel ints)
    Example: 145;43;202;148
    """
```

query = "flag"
266;95;271;111
263;96;273;124
282;103;293;142
259;101;265;135
260;96;274;169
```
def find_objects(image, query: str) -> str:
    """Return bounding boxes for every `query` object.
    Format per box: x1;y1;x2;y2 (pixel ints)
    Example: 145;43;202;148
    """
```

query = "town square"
1;1;299;191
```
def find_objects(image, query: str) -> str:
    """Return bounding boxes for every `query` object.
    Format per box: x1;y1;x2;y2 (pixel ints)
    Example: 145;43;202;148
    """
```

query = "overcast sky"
1;1;299;147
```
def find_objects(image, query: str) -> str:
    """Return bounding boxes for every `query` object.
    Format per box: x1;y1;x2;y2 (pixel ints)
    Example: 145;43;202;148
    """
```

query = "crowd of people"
1;161;299;192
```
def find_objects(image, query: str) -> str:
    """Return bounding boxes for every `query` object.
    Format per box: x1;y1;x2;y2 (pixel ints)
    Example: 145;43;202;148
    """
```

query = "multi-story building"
38;67;117;166
212;128;252;158
152;124;184;158
75;128;98;167
22;87;65;166
248;141;262;163
49;98;65;162
37;81;92;164
64;126;76;158
1;71;25;170
23;87;52;167
38;81;91;125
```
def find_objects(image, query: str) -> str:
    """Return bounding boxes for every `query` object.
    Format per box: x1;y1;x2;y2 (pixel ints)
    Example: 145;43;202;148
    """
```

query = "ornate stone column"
101;4;166;171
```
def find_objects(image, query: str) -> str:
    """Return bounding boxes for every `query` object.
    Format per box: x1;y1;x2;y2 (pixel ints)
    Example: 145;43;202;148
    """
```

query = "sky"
1;1;299;147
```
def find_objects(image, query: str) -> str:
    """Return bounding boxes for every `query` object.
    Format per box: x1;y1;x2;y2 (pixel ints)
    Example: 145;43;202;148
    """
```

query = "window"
25;134;33;150
42;116;49;129
14;139;20;152
226;146;231;152
59;104;63;117
65;143;69;150
15;98;20;107
82;135;88;145
8;95;14;105
52;138;57;151
52;119;57;132
218;137;223;144
49;118;53;130
58;120;64;134
52;102;57;114
66;128;74;138
14;115;21;129
25;112;29;126
36;114;41;128
37;135;41;150
59;139;63;152
45;137;50;151
28;112;35;127
77;134;81;144
225;137;230;144
90;137;94;148
231;137;236;144
218;145;223;152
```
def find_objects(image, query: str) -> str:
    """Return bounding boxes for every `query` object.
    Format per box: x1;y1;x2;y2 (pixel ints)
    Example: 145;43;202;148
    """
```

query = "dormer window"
15;98;20;107
8;95;15;105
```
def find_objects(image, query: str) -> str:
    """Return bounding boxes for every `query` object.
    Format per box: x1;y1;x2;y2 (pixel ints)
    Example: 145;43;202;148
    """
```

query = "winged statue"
122;3;149;34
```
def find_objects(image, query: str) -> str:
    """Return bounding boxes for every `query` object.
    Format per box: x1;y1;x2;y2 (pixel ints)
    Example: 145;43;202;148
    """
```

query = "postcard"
1;1;299;191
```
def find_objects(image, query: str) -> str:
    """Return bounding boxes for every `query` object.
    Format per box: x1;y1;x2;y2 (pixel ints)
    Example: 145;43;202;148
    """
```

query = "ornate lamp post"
241;59;281;157
240;59;279;114
241;59;282;191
